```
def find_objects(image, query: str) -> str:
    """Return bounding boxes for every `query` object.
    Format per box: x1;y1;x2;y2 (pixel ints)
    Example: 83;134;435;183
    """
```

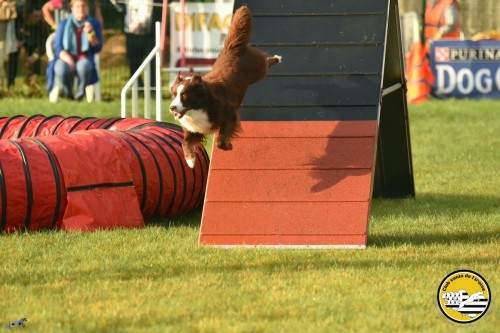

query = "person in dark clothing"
7;1;50;89
22;1;49;74
6;1;23;89
111;0;162;87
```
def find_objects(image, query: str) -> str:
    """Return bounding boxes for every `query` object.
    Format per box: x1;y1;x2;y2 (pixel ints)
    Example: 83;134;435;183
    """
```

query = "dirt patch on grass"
101;29;127;68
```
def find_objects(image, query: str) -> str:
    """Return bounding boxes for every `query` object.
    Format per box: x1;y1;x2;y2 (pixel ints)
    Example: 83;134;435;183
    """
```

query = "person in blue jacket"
47;0;102;100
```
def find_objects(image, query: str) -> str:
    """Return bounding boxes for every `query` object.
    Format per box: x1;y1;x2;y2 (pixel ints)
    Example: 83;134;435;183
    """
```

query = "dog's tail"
224;6;252;52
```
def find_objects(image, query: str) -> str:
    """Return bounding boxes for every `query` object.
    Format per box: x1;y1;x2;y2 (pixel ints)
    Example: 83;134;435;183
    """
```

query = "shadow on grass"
370;230;499;247
4;250;497;286
146;206;203;229
3;193;498;285
369;192;500;247
145;192;499;248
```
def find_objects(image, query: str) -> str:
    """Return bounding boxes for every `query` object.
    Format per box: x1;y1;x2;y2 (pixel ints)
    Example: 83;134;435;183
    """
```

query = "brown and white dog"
169;5;281;168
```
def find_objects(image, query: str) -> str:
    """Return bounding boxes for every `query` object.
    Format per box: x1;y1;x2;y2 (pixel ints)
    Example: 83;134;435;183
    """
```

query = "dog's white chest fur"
179;110;217;134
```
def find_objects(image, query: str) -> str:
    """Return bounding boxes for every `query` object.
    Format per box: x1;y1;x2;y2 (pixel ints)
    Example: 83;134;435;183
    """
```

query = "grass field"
0;97;498;332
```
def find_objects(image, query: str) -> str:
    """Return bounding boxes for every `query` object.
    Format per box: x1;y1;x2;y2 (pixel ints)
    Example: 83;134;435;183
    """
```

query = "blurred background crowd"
0;0;499;100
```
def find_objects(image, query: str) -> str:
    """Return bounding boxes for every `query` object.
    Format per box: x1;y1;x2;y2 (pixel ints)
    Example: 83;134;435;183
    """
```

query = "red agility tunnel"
0;116;209;232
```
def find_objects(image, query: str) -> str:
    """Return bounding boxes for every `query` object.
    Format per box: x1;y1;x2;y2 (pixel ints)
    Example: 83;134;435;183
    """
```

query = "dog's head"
169;73;209;120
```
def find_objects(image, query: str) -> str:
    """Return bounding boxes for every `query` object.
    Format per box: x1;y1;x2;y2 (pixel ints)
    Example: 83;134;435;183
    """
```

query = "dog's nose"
169;105;176;112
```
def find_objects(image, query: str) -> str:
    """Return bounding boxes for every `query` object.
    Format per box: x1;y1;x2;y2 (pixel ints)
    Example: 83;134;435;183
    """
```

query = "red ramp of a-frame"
199;0;414;247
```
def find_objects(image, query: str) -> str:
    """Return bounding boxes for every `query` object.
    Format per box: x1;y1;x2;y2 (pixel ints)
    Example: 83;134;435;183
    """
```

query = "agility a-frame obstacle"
199;0;414;247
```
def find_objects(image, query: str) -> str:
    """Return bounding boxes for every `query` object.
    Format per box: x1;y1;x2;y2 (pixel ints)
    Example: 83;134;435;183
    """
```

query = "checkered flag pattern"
435;47;450;62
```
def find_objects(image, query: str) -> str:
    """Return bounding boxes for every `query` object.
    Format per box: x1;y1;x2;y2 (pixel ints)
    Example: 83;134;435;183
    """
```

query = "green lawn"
0;98;498;332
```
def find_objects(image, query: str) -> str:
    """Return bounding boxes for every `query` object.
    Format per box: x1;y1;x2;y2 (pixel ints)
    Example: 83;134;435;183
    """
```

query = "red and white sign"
435;47;450;62
169;2;233;70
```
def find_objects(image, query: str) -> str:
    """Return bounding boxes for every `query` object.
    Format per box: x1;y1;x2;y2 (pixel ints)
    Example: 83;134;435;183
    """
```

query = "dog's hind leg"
267;55;282;67
183;131;204;168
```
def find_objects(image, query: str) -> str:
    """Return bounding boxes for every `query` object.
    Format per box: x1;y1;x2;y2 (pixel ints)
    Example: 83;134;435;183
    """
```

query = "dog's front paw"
185;155;196;168
184;154;196;169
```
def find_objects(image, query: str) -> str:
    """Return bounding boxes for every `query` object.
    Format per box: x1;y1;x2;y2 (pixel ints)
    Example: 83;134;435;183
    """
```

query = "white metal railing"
121;22;163;121
120;12;219;120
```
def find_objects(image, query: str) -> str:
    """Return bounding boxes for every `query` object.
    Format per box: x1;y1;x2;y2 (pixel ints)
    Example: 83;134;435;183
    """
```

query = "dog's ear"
192;74;203;85
174;72;182;83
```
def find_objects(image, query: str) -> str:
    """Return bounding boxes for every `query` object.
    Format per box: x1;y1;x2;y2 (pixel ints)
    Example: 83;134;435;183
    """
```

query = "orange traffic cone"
405;42;434;103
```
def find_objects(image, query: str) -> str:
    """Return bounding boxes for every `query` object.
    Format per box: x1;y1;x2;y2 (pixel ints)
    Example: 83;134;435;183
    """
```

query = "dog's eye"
180;93;187;100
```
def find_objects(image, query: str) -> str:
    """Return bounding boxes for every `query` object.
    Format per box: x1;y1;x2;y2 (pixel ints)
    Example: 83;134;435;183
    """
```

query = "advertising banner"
169;2;233;69
430;40;500;99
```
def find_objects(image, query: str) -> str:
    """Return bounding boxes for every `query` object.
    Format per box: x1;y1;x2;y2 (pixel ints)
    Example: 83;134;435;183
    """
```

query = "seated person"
46;0;102;100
